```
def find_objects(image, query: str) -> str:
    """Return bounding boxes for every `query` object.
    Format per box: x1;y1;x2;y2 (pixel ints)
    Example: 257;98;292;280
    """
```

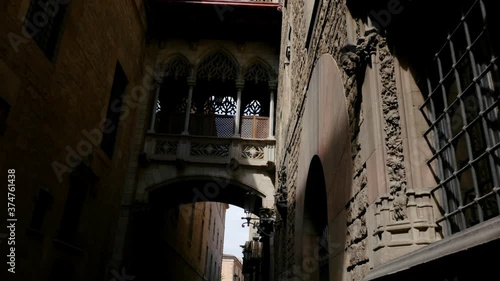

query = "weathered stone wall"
0;1;148;280
275;0;354;279
275;0;437;280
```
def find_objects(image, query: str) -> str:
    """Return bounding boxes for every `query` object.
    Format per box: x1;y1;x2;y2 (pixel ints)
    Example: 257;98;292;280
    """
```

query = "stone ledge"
362;216;500;281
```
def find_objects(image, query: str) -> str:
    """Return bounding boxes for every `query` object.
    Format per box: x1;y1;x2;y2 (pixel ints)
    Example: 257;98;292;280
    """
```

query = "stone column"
182;76;196;135
234;79;245;137
268;81;277;139
148;82;162;133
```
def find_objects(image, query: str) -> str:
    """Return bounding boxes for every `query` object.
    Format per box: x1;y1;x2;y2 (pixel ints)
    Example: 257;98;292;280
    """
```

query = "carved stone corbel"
340;28;379;76
275;165;288;220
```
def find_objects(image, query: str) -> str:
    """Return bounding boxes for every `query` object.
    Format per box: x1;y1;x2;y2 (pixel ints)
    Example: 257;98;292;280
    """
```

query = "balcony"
143;50;277;168
144;134;275;166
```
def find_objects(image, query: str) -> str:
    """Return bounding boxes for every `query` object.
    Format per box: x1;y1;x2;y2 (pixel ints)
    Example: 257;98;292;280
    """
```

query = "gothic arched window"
243;62;272;83
197;51;239;81
243;100;262;116
204;96;237;116
163;55;191;80
155;55;192;134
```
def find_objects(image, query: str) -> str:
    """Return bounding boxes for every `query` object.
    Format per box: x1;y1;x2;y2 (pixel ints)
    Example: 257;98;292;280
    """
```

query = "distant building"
222;254;244;281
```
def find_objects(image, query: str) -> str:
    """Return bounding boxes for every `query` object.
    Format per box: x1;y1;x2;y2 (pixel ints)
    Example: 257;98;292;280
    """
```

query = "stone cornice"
363;217;500;281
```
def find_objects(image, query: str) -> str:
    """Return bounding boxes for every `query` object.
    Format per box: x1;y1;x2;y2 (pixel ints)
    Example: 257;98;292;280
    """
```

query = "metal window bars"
420;0;500;236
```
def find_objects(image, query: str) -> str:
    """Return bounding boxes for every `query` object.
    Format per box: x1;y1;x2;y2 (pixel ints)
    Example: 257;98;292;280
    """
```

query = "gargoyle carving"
340;28;379;76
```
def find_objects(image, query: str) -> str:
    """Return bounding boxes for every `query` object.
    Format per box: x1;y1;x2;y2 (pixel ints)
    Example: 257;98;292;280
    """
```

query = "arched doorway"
124;176;273;280
302;155;329;281
293;54;352;281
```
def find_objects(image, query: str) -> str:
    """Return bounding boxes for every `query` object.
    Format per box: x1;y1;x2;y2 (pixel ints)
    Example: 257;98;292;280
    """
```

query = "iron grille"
420;0;500;235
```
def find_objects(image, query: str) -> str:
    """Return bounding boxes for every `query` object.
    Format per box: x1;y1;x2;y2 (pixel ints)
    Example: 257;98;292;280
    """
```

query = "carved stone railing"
144;133;276;167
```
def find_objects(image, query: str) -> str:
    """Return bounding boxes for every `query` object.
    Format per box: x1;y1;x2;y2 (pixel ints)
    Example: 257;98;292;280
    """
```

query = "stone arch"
195;49;240;81
135;163;276;211
240;58;276;122
294;54;353;279
146;175;268;213
302;155;329;281
155;54;193;134
160;53;192;80
242;58;276;83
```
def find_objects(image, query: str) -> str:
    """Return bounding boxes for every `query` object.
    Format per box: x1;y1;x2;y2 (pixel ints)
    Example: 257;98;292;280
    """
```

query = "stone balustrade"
144;133;276;167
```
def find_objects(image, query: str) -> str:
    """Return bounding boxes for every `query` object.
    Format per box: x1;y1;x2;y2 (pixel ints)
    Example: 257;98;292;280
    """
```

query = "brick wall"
0;1;148;280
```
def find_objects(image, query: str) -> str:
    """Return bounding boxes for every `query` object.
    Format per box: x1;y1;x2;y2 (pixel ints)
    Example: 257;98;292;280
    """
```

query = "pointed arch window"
244;62;272;83
176;96;197;114
196;51;239;81
154;55;192;134
243;100;262;116
240;60;276;139
205;96;237;116
164;56;191;79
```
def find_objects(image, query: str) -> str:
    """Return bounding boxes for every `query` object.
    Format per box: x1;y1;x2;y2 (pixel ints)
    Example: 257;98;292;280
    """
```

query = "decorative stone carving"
378;36;408;221
243;100;262;116
190;142;230;158
154;139;178;156
244;61;273;83
241;145;265;159
197;51;239;81
340;28;379;76
275;165;288;220
373;190;436;253
162;55;191;80
340;44;361;76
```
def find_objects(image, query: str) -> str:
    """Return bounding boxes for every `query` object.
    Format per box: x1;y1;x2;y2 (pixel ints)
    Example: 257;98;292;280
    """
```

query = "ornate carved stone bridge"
138;133;276;210
133;49;278;212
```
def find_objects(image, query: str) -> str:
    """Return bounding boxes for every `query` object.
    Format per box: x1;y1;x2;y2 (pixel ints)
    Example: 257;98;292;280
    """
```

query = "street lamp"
241;191;276;237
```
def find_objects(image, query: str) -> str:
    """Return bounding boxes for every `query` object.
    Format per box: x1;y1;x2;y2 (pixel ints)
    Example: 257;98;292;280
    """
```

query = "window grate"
420;0;500;235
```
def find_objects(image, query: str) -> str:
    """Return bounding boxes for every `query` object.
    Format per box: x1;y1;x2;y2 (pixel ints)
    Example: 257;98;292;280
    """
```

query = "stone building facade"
160;202;228;281
273;0;500;281
222;254;244;281
111;2;282;281
2;1;282;280
2;0;499;280
1;1;151;281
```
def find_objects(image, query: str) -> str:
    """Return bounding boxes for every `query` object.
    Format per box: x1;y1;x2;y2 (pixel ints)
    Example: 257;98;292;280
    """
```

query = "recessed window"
0;97;10;136
101;62;128;159
420;0;500;236
58;164;98;243
24;0;68;59
29;187;53;231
